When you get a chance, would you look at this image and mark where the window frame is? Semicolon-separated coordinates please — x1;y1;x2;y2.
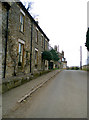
35;48;38;65
41;34;43;48
20;9;25;33
18;39;25;67
20;13;24;32
35;28;38;44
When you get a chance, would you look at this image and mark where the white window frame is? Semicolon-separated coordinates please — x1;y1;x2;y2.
20;9;25;32
36;29;38;43
41;34;43;47
35;48;38;65
18;39;25;66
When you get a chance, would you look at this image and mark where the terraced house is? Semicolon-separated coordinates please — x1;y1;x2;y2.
1;1;49;78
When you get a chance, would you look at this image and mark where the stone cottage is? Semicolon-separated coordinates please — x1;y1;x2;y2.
58;51;67;69
1;1;49;78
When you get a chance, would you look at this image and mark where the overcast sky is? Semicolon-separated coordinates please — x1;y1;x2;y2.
21;0;88;67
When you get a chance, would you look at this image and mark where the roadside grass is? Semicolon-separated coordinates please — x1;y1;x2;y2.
53;68;59;70
82;68;89;71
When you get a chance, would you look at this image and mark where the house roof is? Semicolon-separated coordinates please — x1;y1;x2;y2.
17;2;49;42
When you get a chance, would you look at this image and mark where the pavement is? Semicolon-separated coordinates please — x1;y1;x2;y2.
2;69;60;117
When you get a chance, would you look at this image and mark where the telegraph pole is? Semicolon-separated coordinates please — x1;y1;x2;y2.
80;46;82;69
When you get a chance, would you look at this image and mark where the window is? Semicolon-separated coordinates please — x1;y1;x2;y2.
44;39;45;50
45;40;47;49
36;29;38;43
18;43;24;66
35;49;38;65
45;40;48;50
20;14;24;32
41;35;43;47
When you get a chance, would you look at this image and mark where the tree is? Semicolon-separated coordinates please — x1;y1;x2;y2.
23;1;39;19
85;28;89;51
42;51;52;70
23;1;33;11
50;49;59;61
27;2;33;11
42;51;52;61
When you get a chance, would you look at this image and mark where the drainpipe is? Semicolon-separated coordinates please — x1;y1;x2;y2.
30;23;33;73
3;3;10;78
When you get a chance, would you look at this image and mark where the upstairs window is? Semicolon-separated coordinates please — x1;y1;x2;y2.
36;29;38;43
45;40;48;50
41;35;43;47
20;14;24;32
20;9;25;33
45;40;47;50
20;13;24;32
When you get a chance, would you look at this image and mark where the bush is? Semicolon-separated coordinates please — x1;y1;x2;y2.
69;66;79;70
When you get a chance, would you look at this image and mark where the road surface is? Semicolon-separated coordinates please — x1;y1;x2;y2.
4;70;87;118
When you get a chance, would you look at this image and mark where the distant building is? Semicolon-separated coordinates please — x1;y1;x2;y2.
53;45;67;69
59;51;67;69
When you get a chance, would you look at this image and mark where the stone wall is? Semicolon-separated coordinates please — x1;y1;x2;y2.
7;2;31;76
2;3;7;78
2;2;49;78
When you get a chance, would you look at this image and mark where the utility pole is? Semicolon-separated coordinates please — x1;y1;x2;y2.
80;46;82;69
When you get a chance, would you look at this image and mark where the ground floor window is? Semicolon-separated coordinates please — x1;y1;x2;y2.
18;43;24;66
35;49;38;68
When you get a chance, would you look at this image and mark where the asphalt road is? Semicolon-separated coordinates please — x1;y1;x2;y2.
6;70;87;118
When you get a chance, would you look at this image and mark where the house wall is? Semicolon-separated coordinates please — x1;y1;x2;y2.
5;2;31;77
31;25;49;73
2;2;49;78
2;3;9;78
